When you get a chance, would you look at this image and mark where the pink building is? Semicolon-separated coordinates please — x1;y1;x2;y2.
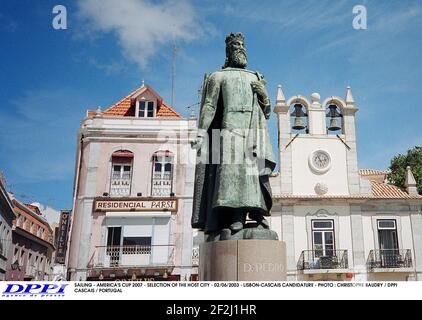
67;84;198;281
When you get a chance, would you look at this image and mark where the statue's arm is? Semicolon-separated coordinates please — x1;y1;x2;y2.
198;73;220;133
251;72;271;119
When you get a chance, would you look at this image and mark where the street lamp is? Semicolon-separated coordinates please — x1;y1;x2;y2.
11;260;20;271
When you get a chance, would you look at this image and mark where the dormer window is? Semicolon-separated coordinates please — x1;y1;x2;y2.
138;100;155;118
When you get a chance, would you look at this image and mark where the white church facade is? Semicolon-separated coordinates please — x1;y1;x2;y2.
268;86;422;281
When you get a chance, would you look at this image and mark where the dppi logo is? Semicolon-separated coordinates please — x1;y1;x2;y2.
3;284;68;297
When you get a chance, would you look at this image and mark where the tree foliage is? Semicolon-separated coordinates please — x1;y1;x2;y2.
388;146;422;195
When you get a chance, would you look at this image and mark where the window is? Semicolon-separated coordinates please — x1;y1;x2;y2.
106;227;122;267
123;237;152;254
106;227;122;247
5;230;10;255
123;237;151;246
19;250;25;266
377;219;399;251
22;217;27;230
30;221;35;234
151;151;173;196
110;150;133;196
312;219;335;258
13;247;19;262
138;101;154;118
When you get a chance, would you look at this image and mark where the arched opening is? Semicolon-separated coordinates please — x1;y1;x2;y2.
151;150;174;197
110;150;134;196
290;103;308;134
325;103;343;134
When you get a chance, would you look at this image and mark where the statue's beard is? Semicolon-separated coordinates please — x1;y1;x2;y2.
229;49;247;68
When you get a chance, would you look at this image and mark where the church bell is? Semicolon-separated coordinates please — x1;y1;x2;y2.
327;104;342;131
291;103;307;130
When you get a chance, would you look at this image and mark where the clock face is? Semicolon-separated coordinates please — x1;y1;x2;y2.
309;150;331;174
313;152;330;169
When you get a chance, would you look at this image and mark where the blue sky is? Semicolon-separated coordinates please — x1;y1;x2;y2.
0;0;421;211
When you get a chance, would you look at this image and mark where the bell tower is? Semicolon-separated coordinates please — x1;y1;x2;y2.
274;86;363;196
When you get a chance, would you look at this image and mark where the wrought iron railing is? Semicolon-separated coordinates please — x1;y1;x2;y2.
367;249;412;270
110;179;131;196
297;250;348;270
192;247;199;266
91;245;175;268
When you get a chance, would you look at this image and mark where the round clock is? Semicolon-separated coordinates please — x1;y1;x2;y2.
309;150;331;174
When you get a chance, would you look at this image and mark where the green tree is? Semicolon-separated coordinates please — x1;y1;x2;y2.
388;146;422;195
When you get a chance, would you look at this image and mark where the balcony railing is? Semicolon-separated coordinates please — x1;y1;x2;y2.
192;247;199;266
90;245;175;268
367;249;412;270
110;179;131;196
297;250;348;271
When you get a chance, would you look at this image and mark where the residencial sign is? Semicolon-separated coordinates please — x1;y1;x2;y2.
94;198;178;212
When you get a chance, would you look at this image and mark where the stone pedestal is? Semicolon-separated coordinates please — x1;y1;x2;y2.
199;240;287;281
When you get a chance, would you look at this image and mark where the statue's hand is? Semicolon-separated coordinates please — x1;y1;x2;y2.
191;136;204;150
251;80;271;119
251;80;269;102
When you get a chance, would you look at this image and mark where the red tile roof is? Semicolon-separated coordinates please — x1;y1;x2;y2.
370;180;419;199
88;85;182;119
359;169;389;176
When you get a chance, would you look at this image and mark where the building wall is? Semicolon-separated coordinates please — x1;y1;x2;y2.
7;232;51;281
270;200;420;281
13;205;53;243
68;114;196;280
0;212;13;280
291;136;349;195
0;181;16;280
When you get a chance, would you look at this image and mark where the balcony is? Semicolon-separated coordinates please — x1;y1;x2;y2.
90;244;175;269
297;250;349;274
25;265;36;277
367;249;413;272
109;179;131;196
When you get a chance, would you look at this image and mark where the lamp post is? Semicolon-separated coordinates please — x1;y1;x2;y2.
11;260;20;271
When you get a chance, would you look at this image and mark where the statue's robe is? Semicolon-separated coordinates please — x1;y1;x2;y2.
191;67;276;234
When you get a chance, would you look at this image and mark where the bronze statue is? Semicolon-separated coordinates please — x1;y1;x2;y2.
191;32;276;241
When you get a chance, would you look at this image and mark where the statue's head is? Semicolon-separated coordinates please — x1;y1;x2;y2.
224;32;247;69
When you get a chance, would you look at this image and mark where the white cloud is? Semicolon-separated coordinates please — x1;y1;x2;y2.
77;0;204;68
31;202;61;226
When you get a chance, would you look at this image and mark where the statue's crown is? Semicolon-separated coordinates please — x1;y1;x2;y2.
225;32;244;46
